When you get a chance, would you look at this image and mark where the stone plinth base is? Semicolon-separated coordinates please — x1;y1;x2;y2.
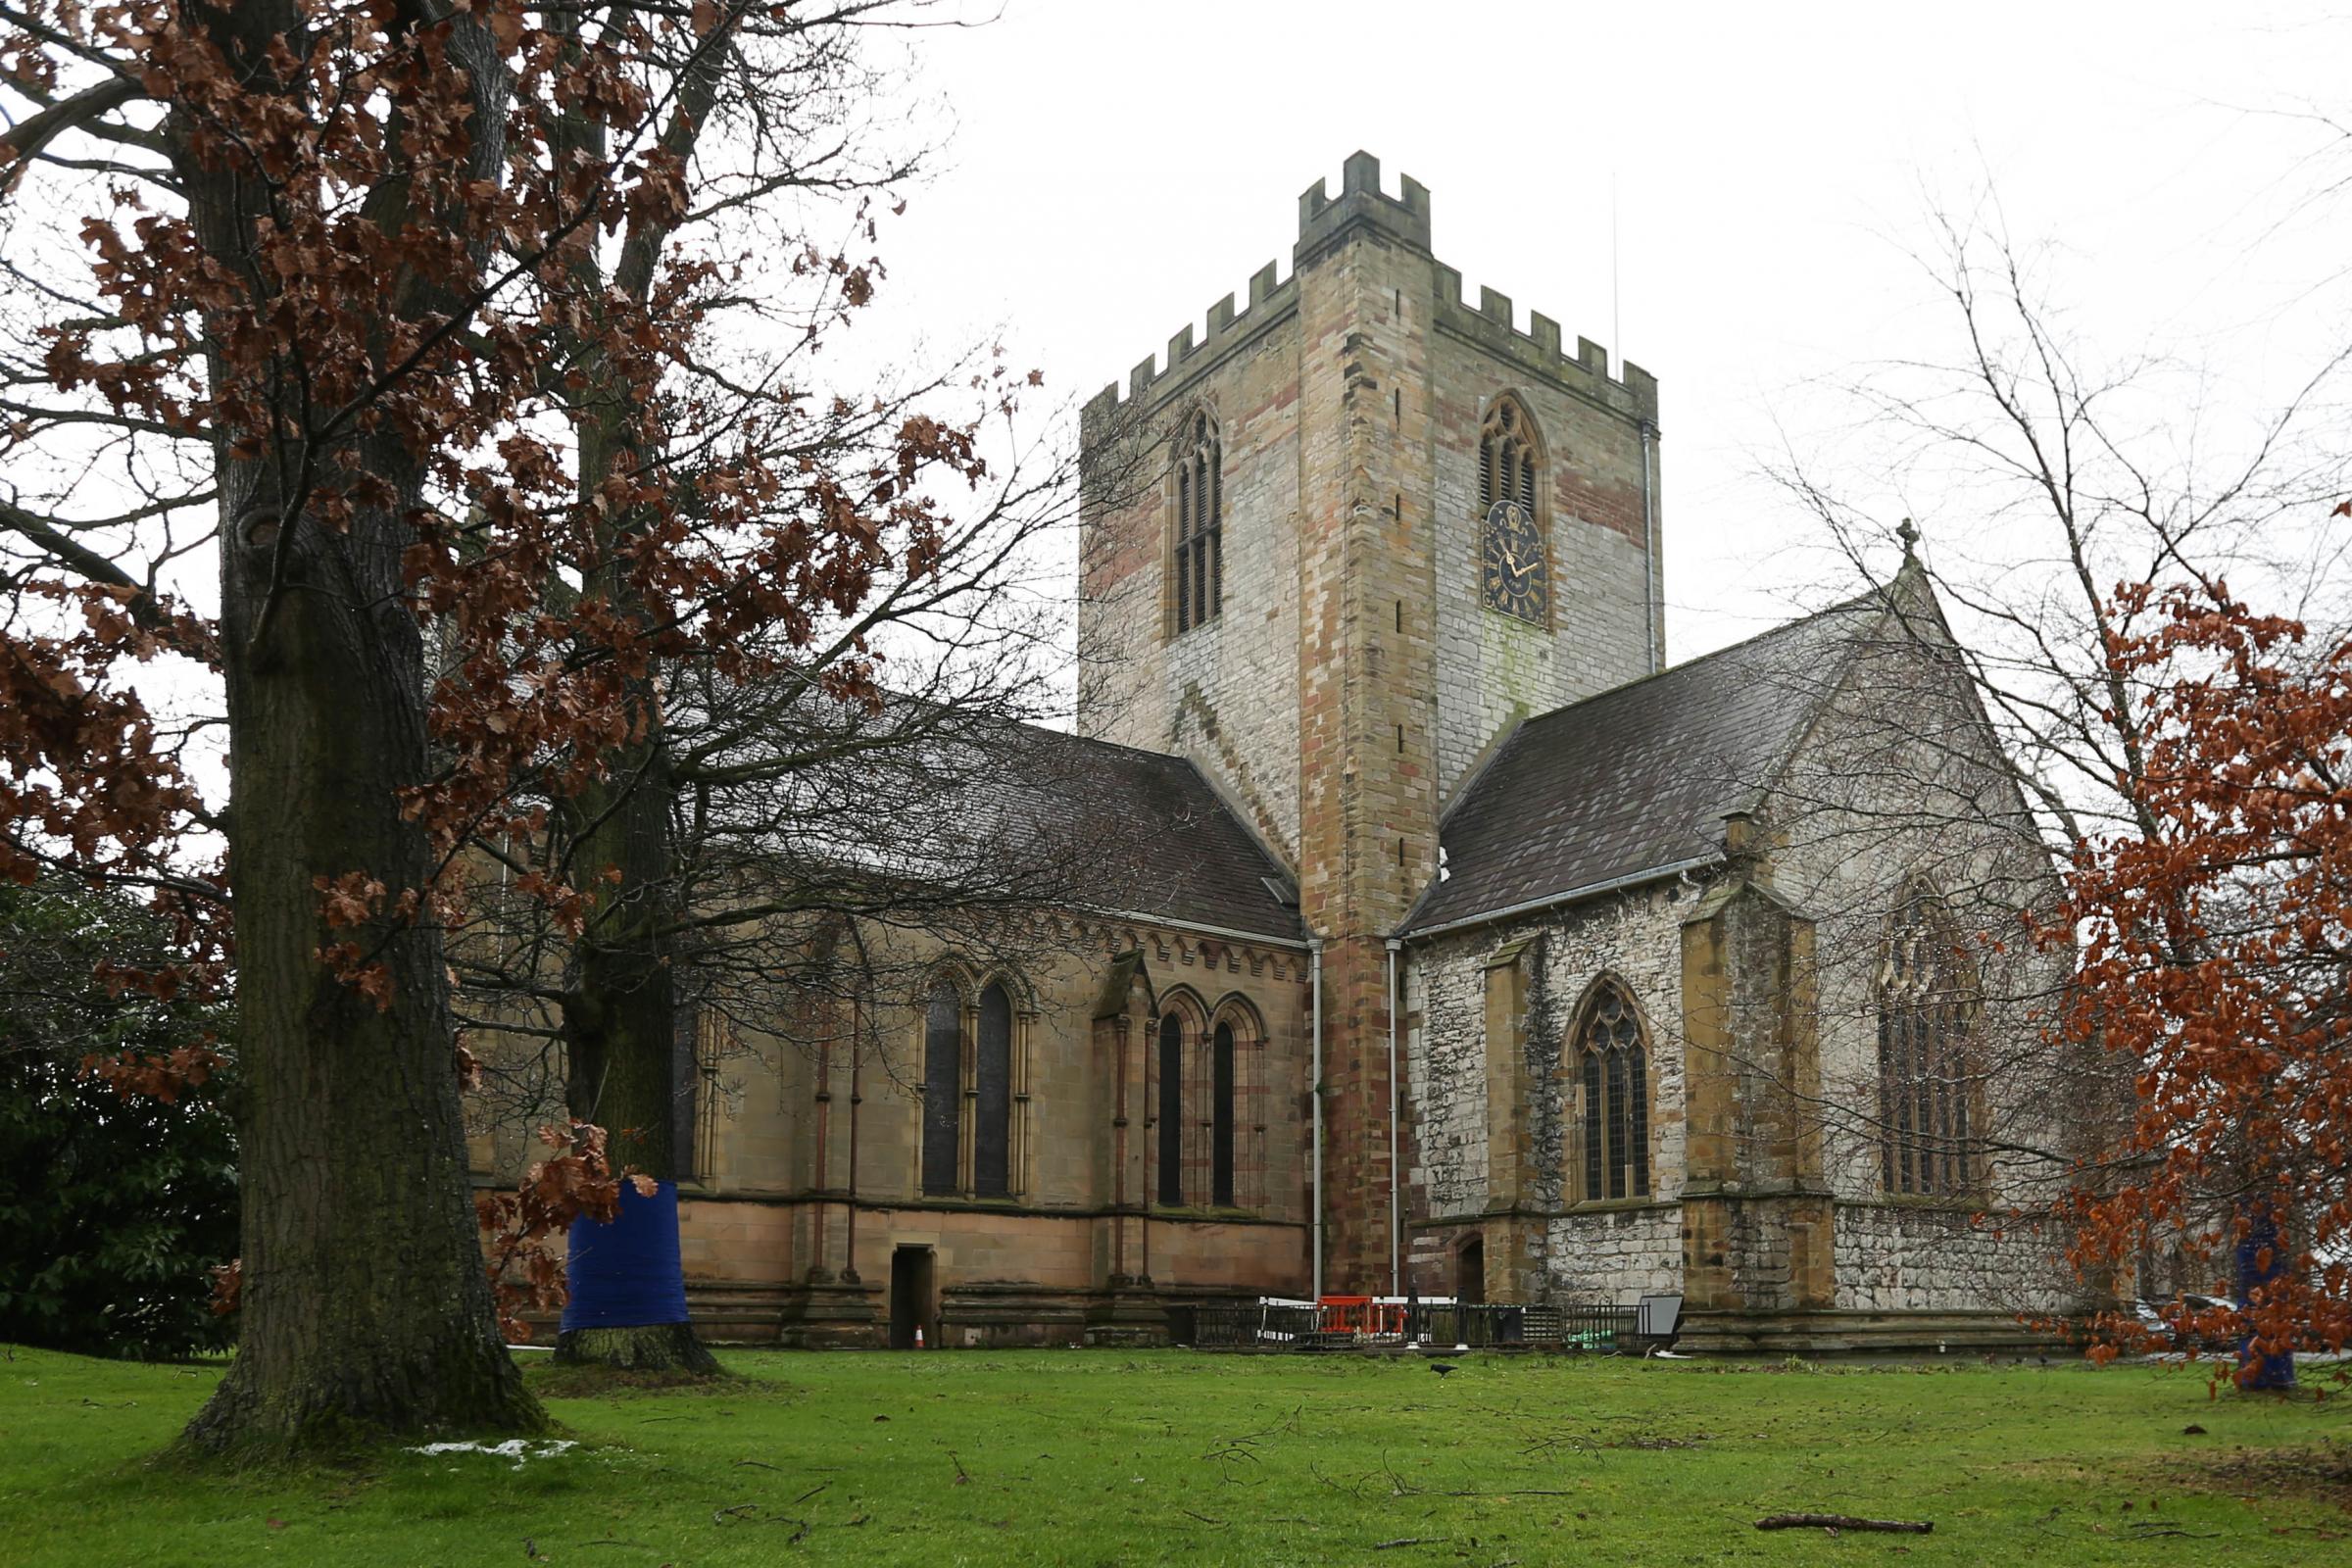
1676;1307;2060;1356
775;1278;884;1348
1086;1290;1175;1348
938;1282;1093;1349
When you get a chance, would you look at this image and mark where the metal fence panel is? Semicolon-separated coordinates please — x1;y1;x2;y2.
1186;1298;1641;1352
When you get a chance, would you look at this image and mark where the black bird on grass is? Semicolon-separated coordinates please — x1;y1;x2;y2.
1429;1362;1459;1377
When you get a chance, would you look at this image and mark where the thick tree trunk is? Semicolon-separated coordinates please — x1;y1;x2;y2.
554;1322;718;1373
545;159;722;1371
178;1;540;1455
555;747;720;1377
186;435;546;1456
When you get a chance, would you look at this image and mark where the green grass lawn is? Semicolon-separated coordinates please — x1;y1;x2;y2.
2;1344;2345;1566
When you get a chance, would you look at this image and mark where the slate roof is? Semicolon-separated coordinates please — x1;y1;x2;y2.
986;723;1303;943
1398;591;1892;936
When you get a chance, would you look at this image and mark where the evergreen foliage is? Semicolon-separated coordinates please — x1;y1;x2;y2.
0;882;235;1358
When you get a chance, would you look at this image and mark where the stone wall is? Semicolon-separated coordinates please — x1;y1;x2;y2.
1403;880;1693;1302
1427;300;1660;804
1834;1200;2073;1315
1542;1203;1684;1303
1076;266;1305;860
472;911;1315;1346
1759;576;2087;1317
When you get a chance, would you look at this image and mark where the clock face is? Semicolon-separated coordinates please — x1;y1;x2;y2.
1480;500;1548;622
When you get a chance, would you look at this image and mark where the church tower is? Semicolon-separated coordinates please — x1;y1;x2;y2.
1078;152;1663;1292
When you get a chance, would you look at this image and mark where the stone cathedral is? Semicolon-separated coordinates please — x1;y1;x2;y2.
553;153;2086;1352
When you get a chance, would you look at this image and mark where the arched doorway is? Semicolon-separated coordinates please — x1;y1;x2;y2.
889;1246;935;1349
1456;1235;1486;1305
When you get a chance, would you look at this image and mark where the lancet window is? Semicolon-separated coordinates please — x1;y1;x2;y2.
1173;410;1222;633
1878;885;1981;1198
1578;981;1650;1201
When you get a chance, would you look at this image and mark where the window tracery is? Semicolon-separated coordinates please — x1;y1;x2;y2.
1173;410;1222;633
1578;980;1649;1201
1479;395;1540;515
1478;396;1548;621
1878;885;1981;1198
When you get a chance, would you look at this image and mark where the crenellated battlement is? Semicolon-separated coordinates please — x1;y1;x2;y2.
1430;259;1659;424
1295;148;1432;264
1083;151;1659;438
1080;257;1298;437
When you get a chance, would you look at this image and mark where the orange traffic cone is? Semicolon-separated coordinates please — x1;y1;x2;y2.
914;1325;926;1350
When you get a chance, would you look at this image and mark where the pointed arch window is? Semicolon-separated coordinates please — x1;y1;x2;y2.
1210;1020;1237;1207
671;1002;722;1186
1479;396;1540;514
1878;886;1980;1198
974;982;1013;1198
1157;1000;1251;1210
1156;1011;1185;1205
920;980;960;1197
1478;396;1549;621
1173;410;1222;634
1578;982;1649;1201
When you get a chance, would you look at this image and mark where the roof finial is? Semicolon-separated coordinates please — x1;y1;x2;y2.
1896;516;1921;559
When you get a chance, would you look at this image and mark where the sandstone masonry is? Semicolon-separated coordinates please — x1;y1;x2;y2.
1079;153;1662;1293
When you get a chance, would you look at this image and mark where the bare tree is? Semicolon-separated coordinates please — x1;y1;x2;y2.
1754;198;2352;1325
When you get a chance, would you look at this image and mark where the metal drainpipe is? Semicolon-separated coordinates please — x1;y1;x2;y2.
1308;935;1324;1302
1386;936;1401;1297
1640;419;1660;673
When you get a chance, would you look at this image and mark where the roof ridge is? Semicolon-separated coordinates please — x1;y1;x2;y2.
1399;581;1903;939
1001;715;1203;768
1512;581;1893;733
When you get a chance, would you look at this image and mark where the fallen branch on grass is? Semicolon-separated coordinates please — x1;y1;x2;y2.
1755;1513;1933;1534
1372;1538;1448;1550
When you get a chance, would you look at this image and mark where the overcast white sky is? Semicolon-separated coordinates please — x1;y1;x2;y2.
856;0;2352;659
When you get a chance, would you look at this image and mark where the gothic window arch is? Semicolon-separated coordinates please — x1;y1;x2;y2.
1156;1010;1185;1212
1211;1019;1237;1207
1478;394;1542;514
1156;1010;1187;1204
1152;989;1207;1206
1206;994;1267;1211
672;1000;723;1186
1478;395;1549;622
916;964;1029;1200
974;980;1013;1198
1172;408;1222;634
1878;883;1981;1198
1574;978;1650;1201
919;974;963;1197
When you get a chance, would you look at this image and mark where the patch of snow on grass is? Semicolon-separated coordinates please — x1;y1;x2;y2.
407;1439;578;1471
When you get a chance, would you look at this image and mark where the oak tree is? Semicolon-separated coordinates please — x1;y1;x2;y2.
2053;577;2351;1376
1768;204;2352;1354
0;0;1005;1446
